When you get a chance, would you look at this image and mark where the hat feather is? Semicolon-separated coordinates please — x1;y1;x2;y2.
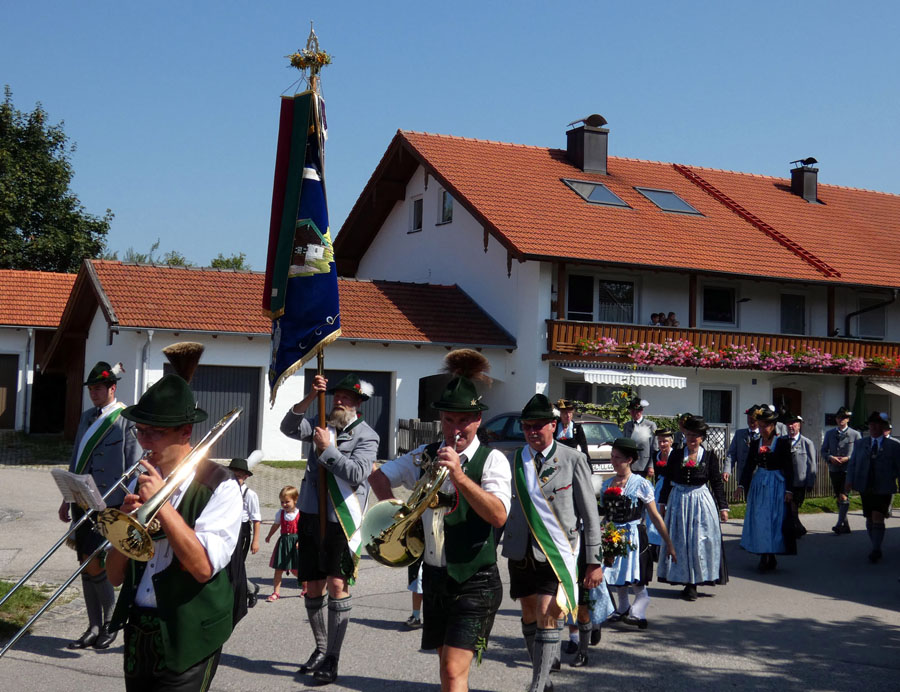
162;342;204;383
246;450;264;469
358;379;374;399
442;349;490;383
111;362;125;376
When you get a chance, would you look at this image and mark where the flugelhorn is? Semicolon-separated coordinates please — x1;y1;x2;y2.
97;407;243;561
361;434;458;568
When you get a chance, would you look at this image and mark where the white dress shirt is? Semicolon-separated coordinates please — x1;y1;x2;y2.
379;437;511;568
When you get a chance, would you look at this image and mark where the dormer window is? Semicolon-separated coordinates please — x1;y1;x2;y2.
563;179;629;208
635;187;701;214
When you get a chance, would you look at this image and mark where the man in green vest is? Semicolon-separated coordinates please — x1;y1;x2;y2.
370;349;511;692
105;373;243;691
57;361;141;650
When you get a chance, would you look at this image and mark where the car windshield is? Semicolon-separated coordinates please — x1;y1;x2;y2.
582;422;619;445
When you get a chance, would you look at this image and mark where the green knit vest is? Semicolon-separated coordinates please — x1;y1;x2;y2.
423;442;497;583
109;460;235;674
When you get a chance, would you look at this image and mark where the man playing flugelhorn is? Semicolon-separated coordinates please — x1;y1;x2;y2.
106;343;243;692
370;350;511;692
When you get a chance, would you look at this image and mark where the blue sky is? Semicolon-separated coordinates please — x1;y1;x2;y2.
3;2;898;270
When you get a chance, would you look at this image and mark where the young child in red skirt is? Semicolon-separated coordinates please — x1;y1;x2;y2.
264;485;303;601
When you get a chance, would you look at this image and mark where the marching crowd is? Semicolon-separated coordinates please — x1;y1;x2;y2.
54;348;900;692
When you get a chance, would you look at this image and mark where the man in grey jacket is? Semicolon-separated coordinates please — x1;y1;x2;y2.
821;406;860;534
622;397;656;477
280;373;380;684
846;412;900;563
724;406;761;482
785;414;817;537
57;361;141;650
503;394;603;692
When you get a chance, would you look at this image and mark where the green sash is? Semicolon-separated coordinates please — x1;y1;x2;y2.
325;416;365;581
74;403;126;474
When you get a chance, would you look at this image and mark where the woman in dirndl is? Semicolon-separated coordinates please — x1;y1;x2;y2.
645;428;675;556
657;415;730;601
600;438;675;629
734;406;796;572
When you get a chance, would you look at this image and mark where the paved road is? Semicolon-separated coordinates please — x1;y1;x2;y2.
1;466;899;691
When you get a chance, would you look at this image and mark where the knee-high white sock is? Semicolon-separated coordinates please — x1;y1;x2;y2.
615;585;631;614
630;585;650;619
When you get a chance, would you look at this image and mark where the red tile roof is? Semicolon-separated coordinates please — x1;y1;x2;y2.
337;131;900;288
0;270;76;327
84;261;512;346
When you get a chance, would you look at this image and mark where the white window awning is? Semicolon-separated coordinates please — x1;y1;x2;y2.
872;380;900;397
560;367;687;389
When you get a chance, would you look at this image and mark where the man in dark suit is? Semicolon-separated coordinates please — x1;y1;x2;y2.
57;361;141;650
554;398;588;456
503;394;603;692
724;406;761;482
281;373;380;684
846;412;900;563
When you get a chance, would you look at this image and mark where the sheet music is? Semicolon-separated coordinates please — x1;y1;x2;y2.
51;469;107;511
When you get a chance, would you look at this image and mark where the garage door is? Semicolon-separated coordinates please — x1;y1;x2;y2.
304;368;391;459
164;363;261;459
0;354;18;429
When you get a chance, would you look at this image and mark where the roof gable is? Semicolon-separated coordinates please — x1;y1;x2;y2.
336;130;900;288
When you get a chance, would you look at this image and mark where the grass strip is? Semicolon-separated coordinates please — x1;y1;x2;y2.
0;580;50;639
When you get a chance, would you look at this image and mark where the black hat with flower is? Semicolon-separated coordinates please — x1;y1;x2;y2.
682;415;709;436
753;405;779;423
84;361;123;386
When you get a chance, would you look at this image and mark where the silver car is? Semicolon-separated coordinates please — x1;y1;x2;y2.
480;412;619;483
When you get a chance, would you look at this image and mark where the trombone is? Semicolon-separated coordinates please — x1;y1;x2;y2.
0;407;242;658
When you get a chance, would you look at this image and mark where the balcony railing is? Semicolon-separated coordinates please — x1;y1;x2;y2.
546;320;900;372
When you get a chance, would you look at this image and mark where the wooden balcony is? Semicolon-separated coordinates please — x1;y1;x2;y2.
546;320;900;373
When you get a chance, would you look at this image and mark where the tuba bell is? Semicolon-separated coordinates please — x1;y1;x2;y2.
361;435;457;567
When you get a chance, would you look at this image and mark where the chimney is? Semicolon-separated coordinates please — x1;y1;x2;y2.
790;157;818;203
566;114;609;175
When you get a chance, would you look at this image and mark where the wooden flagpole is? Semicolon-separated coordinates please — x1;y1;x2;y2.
317;350;327;540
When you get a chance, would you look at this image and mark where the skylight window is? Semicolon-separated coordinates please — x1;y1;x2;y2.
635;187;701;214
563;179;629;208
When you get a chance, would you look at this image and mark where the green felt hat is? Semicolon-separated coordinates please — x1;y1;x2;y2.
228;458;253;476
520;394;558;421
84;361;121;386
432;376;488;412
328;373;372;401
122;374;208;427
612;437;641;458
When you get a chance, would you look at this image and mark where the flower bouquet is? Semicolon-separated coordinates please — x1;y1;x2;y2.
600;521;635;567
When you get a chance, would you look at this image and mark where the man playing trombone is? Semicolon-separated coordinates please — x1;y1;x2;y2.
105;365;243;692
369;350;511;692
57;361;141;650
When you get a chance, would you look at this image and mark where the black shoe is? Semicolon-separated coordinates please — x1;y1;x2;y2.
681;585;698;601
298;649;326;675
590;628;601;646
571;652;589;667
839;522;851;535
67;629;97;649
869;549;883;564
93;623;117;649
622;614;649;629
757;555;770;573
607;611;625;623
313;655;338;684
247;583;259;608
404;615;423;629
543;682;554;692
562;640;578;655
550;657;560;673
768;555;778;571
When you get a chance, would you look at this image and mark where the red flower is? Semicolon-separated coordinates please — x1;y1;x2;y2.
656;460;667;468
759;445;770;454
684;460;697;468
604;486;623;497
101;370;110;378
353;383;361;390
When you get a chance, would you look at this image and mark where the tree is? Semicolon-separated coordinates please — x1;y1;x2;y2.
210;252;250;270
0;86;111;272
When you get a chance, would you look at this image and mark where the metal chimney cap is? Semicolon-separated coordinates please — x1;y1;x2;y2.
790;157;818;168
567;114;608;129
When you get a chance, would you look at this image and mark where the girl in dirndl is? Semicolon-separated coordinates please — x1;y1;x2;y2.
264;485;301;601
600;438;675;628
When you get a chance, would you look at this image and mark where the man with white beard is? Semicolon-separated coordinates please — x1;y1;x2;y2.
280;373;380;685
